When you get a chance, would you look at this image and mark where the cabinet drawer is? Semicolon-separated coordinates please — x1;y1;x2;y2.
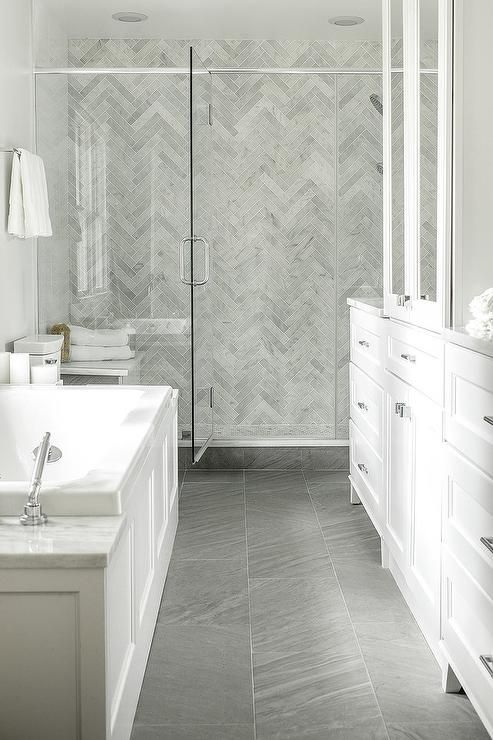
349;362;384;457
445;344;493;478
350;420;383;530
386;321;444;403
350;308;385;382
442;547;493;732
444;444;493;591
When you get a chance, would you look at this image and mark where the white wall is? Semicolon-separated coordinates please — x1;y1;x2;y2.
0;0;36;350
456;0;493;325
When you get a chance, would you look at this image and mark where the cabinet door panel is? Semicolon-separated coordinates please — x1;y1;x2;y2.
408;388;442;641
385;372;411;570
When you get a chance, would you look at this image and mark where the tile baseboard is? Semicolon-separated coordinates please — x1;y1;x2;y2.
179;446;349;471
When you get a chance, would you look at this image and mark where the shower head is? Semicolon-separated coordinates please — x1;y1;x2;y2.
376;162;384;175
370;93;383;116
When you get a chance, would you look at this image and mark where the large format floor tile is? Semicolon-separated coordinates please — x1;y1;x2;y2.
158;559;249;628
386;722;490;740
253;638;381;729
249;576;348;653
247;527;334;578
256;717;389;740
135;625;254;726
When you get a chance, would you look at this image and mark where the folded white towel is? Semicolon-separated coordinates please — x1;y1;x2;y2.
70;345;135;362
465;318;493;341
469;287;493;320
69;325;129;347
8;149;52;238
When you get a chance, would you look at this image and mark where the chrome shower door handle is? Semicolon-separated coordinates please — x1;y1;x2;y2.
179;236;210;286
192;236;210;286
179;237;193;285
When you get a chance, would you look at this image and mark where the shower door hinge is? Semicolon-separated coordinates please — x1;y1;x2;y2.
209;387;214;408
397;294;412;308
208;103;213;126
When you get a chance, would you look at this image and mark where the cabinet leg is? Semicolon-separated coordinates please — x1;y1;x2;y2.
442;663;462;694
381;539;390;569
350;483;361;505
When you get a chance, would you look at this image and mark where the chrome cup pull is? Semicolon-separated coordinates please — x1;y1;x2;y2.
357;401;369;412
357;463;369;475
480;537;493;556
484;416;493;427
358;340;370;348
400;353;416;363
480;655;493;679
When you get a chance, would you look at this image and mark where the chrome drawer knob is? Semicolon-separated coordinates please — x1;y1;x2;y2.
357;401;369;412
357;463;369;475
400;353;416;363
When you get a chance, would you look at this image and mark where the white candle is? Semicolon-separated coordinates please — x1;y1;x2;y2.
31;364;58;385
9;353;30;385
0;352;10;383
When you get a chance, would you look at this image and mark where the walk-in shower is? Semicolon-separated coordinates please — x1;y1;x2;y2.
35;41;384;458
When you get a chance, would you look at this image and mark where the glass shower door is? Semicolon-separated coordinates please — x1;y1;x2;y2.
184;48;214;462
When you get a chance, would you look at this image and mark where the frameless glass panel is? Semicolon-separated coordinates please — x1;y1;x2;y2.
391;0;405;296
189;48;214;462
36;71;193;438
419;0;439;302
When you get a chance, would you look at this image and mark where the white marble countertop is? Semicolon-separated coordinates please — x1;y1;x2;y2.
347;296;387;318
0;515;126;569
443;327;493;359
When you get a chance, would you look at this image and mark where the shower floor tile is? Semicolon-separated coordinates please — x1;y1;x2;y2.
132;470;487;740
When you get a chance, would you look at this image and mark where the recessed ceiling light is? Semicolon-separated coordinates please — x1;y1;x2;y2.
328;15;365;26
112;11;148;23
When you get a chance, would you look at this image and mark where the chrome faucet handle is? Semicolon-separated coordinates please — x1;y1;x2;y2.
20;432;51;526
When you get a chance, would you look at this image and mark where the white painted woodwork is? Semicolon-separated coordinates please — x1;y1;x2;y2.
0;390;179;740
349;307;385;383
349;362;384;457
386;319;444;404
349;420;384;535
445;343;493;478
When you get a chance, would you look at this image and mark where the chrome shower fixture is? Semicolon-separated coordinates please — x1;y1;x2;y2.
370;93;383;116
376;162;384;175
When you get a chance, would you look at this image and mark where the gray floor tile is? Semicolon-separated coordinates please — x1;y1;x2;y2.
386;722;490;740
322;513;381;563
302;447;349;470
181;469;244;495
333;560;414;623
132;724;255;739
250;577;348;653
246;490;321;540
135;625;254;726
244;447;302;469
247;528;334;579
173;506;246;561
158;559;249;627
355;622;482;725
245;469;307;493
304;470;350;497
253;639;381;728
256;717;389;740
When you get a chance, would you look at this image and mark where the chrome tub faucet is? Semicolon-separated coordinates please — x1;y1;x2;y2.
20;432;51;526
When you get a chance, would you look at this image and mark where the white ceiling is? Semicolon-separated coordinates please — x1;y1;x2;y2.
35;0;384;40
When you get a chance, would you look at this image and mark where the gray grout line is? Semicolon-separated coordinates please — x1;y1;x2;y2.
243;468;258;740
301;469;392;740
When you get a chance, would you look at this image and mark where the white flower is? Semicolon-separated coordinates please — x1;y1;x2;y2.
469;287;493;319
466;318;493;341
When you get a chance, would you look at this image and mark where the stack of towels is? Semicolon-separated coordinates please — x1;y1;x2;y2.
69;325;135;362
466;288;493;341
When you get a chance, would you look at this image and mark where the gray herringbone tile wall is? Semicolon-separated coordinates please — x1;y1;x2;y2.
37;40;385;440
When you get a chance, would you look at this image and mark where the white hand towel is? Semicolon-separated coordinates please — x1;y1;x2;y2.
69;345;135;362
469;287;493;320
8;149;52;238
69;325;129;347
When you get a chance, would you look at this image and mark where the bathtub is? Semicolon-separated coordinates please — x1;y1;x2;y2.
0;384;175;515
